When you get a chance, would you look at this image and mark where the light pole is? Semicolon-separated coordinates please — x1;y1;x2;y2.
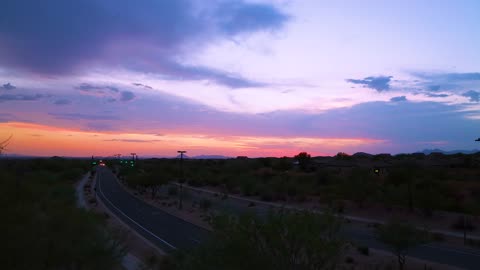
466;138;480;244
177;150;187;210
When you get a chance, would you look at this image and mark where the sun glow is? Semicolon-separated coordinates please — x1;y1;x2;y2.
0;121;387;157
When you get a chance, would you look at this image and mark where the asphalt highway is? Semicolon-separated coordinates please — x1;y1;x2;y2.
95;167;209;252
96;168;480;269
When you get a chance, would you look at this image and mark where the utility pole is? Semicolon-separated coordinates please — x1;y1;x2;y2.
177;150;187;210
130;153;137;167
466;137;480;244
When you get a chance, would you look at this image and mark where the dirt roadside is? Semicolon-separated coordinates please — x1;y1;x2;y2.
76;171;166;270
114;173;463;269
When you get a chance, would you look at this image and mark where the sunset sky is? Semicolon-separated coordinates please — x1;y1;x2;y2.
1;0;479;157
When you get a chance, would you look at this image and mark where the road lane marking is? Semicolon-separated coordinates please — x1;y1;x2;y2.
97;173;177;250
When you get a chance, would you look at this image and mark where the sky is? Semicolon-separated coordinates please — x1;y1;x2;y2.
1;0;479;157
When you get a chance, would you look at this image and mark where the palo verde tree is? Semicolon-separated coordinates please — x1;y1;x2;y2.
294;152;312;171
174;209;346;270
388;162;419;212
376;218;429;270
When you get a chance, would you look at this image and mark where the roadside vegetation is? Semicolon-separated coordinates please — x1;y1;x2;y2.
166;210;347;270
0;157;126;270
115;152;480;217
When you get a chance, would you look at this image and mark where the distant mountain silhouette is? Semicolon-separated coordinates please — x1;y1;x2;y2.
191;155;231;159
352;152;373;157
418;149;480;155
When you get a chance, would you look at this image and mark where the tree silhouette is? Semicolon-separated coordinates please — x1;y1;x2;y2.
174;210;345;270
376;219;429;270
294;152;311;171
0;135;12;155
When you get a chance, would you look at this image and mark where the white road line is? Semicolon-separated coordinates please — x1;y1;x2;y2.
98;172;177;250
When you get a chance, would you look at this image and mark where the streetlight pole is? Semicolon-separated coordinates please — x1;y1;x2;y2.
466;138;480;244
177;150;187;210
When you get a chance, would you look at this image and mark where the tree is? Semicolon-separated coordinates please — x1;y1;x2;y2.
343;168;376;208
294;152;312;171
0;135;12;155
128;171;169;199
174;210;346;270
376;219;429;270
335;152;351;161
388;166;418;212
0;159;126;270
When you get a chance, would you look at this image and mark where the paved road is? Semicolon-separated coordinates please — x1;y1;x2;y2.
178;183;480;269
95;167;209;252
97;168;480;269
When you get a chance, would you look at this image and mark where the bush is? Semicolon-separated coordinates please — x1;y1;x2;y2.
431;232;445;242
357;246;369;256
200;199;212;211
466;238;480;247
188;178;204;187
334;200;345;213
260;190;274;202
345;256;355;264
451;216;476;231
168;186;178;196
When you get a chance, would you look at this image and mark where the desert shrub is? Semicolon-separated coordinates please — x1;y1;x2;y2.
187;178;204;187
466;238;480;247
168;186;178;196
451;216;476;231
200;199;212;211
241;180;255;196
357;246;369;256
431;232;445;242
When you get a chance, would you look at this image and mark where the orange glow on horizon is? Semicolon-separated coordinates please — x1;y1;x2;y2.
0;121;387;157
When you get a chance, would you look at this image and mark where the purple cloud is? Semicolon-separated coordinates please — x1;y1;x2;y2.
48;112;121;121
132;83;152;89
120;91;135;102
346;76;393;92
0;0;288;88
390;96;407;102
53;99;72;105
2;83;16;90
462;90;480;102
75;83;119;93
0;93;46;102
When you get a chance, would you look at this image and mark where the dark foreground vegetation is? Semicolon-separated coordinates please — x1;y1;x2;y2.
167;210;347;270
0;157;125;270
118;151;480;216
152;210;428;270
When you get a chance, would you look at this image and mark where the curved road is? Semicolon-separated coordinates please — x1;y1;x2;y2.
96;167;480;269
95;167;209;252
